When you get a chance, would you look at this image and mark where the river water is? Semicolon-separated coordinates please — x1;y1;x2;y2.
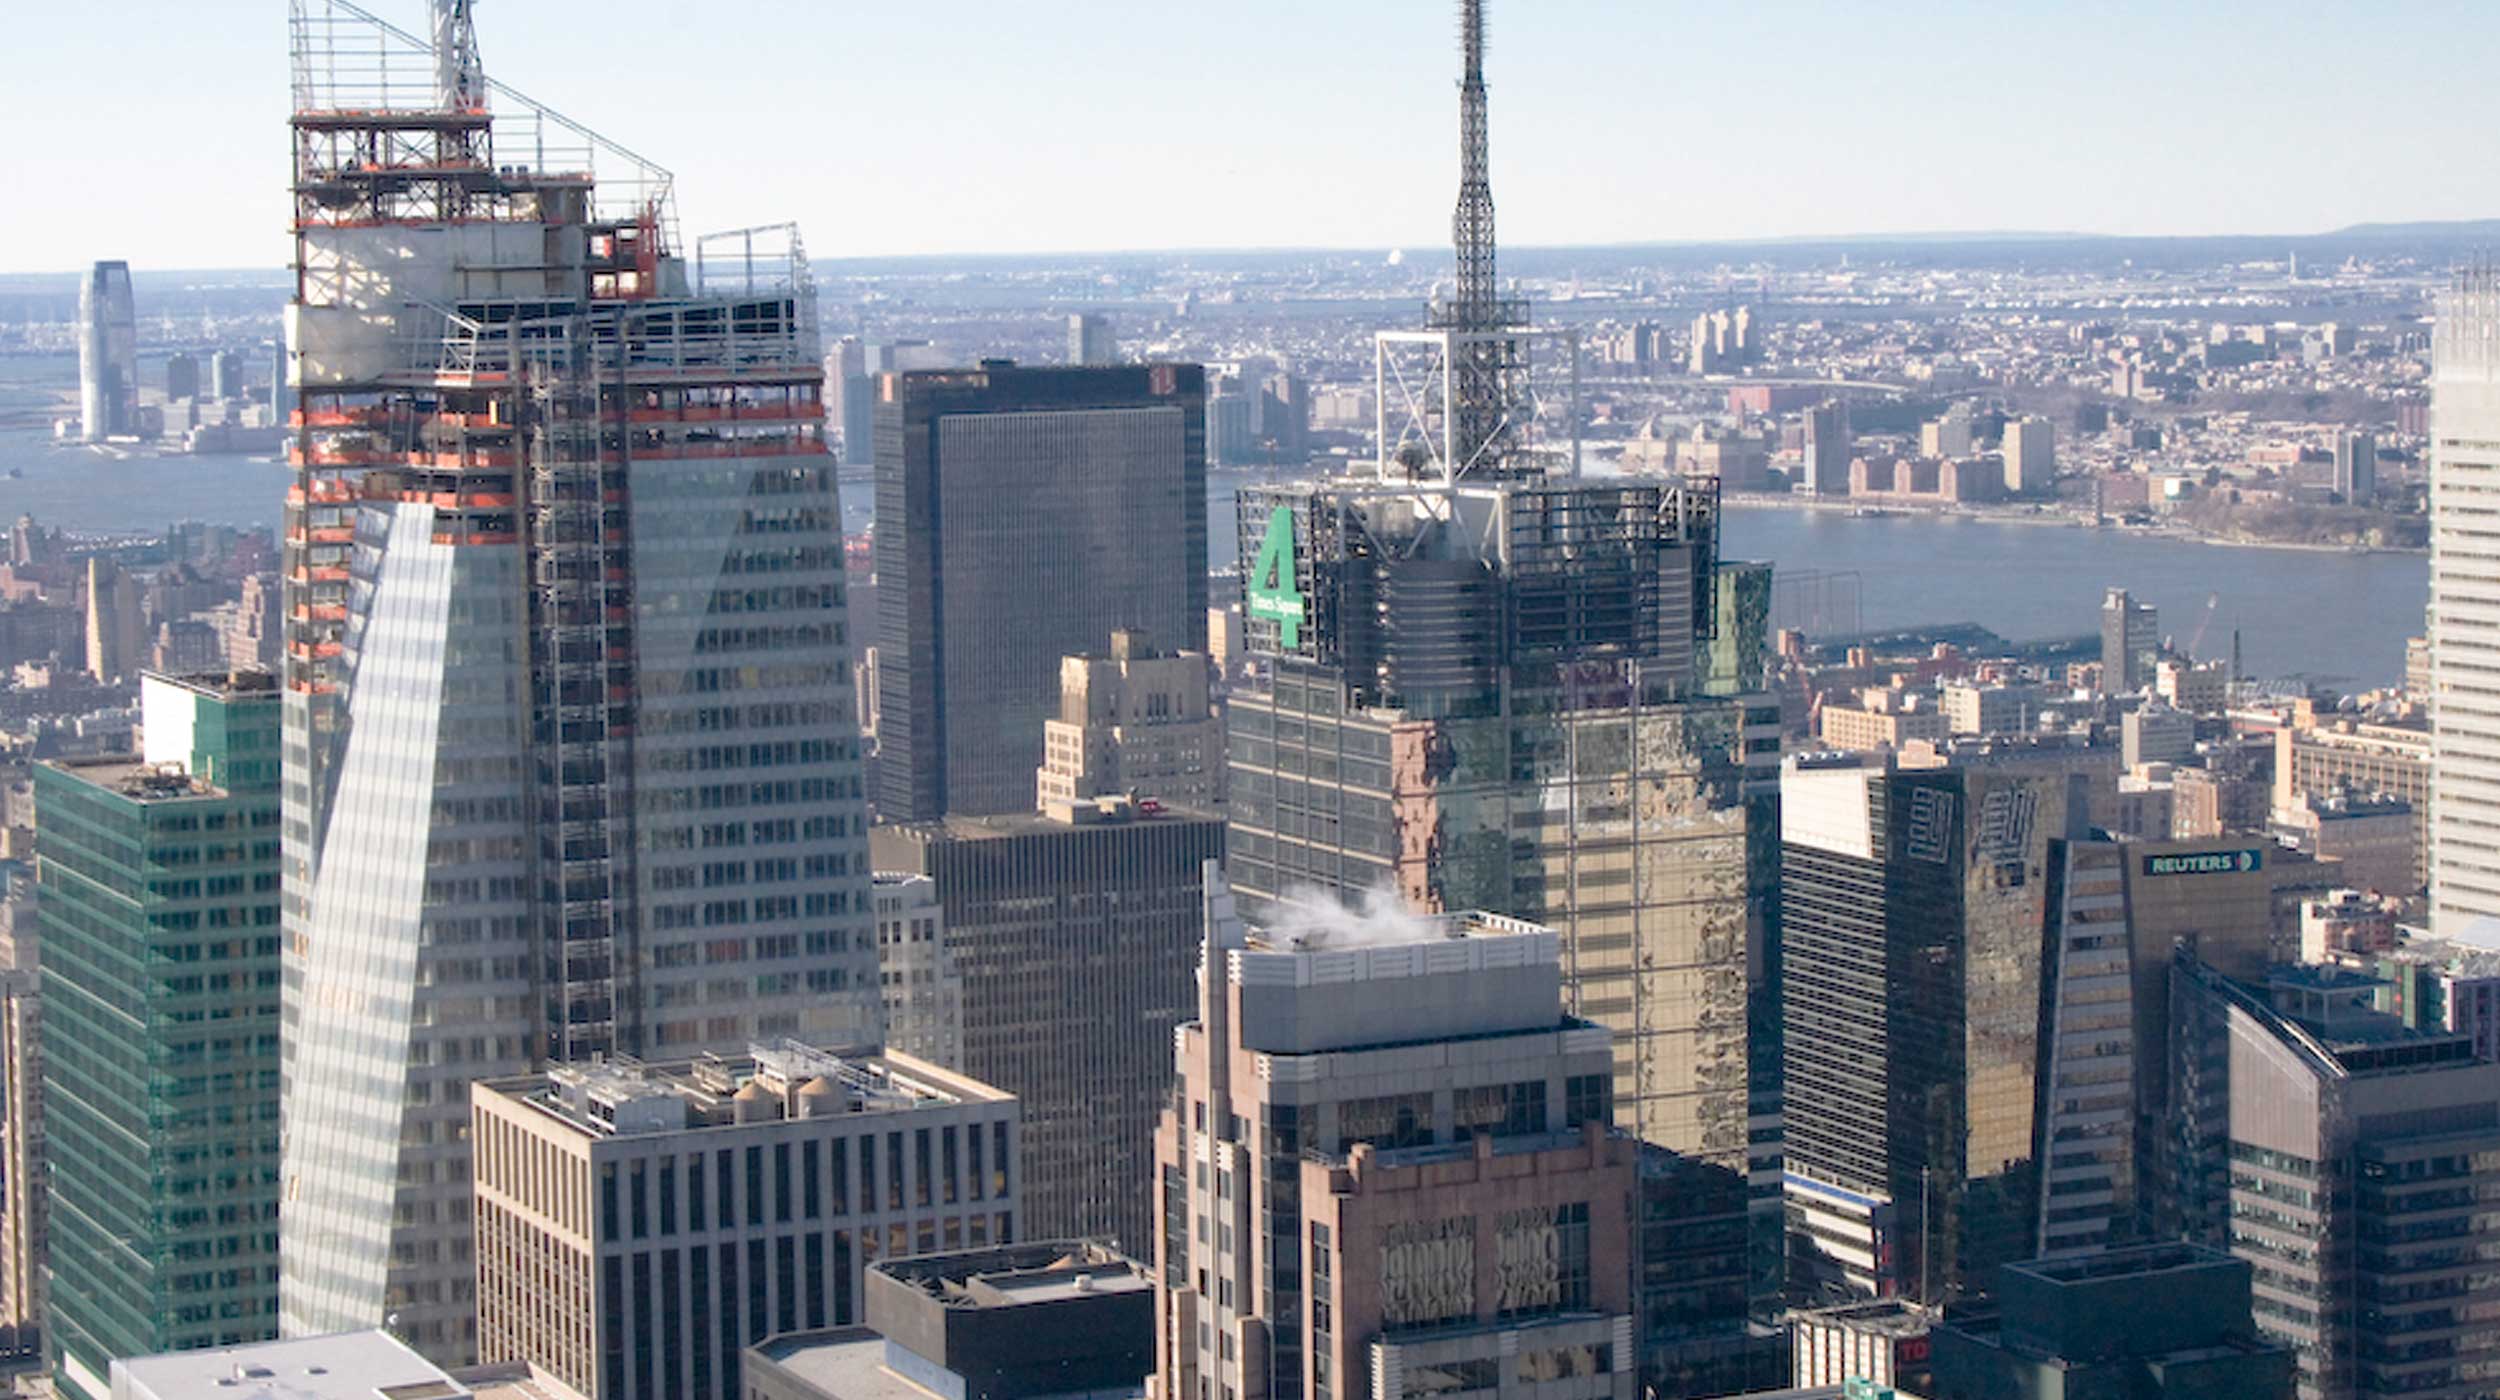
1198;470;2427;688
0;432;2425;690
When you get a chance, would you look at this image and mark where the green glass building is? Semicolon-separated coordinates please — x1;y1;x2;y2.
37;672;281;1399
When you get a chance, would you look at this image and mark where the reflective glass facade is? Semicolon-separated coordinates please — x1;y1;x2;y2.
279;13;874;1363
873;365;1208;821
1221;475;1787;1319
1779;765;2072;1304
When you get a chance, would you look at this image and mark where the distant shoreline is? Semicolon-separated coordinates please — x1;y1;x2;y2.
1712;490;2426;558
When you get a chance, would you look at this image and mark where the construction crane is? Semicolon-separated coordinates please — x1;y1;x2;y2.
2184;591;2220;658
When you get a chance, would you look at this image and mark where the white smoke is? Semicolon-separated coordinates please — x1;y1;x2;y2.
1264;881;1441;950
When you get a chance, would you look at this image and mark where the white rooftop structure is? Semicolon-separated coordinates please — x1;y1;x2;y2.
107;1330;566;1400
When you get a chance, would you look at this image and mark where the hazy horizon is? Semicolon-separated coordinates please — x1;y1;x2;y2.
7;0;2499;272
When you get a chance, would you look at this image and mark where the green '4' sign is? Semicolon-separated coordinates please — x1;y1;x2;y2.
1246;505;1305;649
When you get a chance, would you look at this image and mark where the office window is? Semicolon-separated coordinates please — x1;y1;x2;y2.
942;1127;959;1206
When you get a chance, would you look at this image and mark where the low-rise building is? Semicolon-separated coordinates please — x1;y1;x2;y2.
1938;683;2032;737
1789;1299;1936;1394
743;1240;1153;1400
471;1045;1019;1400
1926;1246;2290;1400
1035;629;1222;811
1820;695;1947;753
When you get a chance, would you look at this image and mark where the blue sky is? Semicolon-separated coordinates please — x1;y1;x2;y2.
4;0;2495;273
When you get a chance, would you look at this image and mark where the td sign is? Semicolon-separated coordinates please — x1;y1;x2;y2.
1246;505;1306;650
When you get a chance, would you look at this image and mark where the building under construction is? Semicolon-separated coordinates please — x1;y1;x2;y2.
280;0;875;1362
1219;0;1787;1358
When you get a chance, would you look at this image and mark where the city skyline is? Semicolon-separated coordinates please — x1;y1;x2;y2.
6;0;2500;273
0;0;2483;1396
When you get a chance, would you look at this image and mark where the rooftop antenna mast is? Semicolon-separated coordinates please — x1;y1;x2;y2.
1377;0;1571;485
1444;0;1510;471
1453;0;1496;325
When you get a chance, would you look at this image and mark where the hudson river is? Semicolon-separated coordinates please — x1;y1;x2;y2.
1199;472;2427;688
0;433;2428;690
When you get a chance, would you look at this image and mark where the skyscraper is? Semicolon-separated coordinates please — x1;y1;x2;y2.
1803;400;1851;496
1068;312;1115;366
2100;587;2160;693
280;0;874;1359
871;804;1225;1252
77;261;137;442
1034;628;1222;811
873;362;1207;821
2332;428;2377;504
2169;960;2500;1400
82;555;143;683
0;893;38;1371
2432;267;2500;940
1153;879;1638;1400
38;672;283;1399
2001;415;2054;494
1778;756;2076;1304
870;872;960;1068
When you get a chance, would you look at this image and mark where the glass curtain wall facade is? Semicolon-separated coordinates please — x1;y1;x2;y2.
1779;763;2074;1305
873;364;1208;822
1223;476;1788;1307
279;4;873;1361
37;674;283;1400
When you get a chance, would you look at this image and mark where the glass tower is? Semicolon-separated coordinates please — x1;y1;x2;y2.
38;672;284;1400
280;1;875;1360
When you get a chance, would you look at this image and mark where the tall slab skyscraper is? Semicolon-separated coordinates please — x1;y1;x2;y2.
279;0;874;1360
76;261;137;442
874;362;1207;820
2432;267;2500;941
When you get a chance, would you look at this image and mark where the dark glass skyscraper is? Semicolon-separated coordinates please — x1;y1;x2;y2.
873;363;1207;821
1779;758;2078;1305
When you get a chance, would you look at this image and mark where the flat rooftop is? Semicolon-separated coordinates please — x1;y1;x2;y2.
113;1331;467;1400
893;801;1223;841
45;755;226;802
489;1041;1007;1140
1788;1298;1936;1338
748;1328;915;1400
1241;905;1546;954
877;1239;1150;1310
2010;1241;2235;1286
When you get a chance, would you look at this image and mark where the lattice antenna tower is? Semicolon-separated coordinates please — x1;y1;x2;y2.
1376;0;1573;487
1453;0;1496;324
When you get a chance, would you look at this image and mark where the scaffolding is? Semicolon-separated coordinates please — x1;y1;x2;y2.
286;0;824;1068
289;0;676;241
